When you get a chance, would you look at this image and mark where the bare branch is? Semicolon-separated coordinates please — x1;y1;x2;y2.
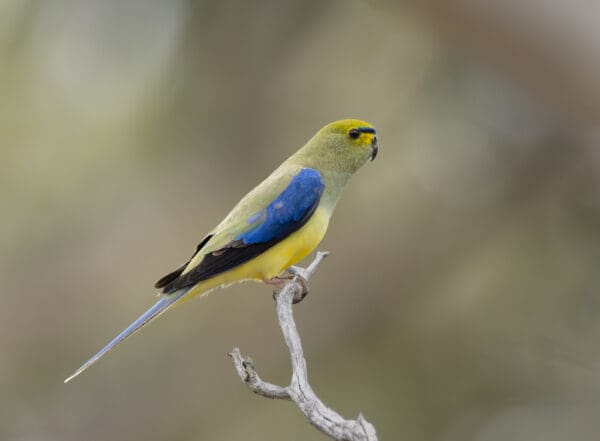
230;251;378;441
229;348;290;400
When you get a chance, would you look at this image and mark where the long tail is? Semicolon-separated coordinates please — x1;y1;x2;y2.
64;289;189;383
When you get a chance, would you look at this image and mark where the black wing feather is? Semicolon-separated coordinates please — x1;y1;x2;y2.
154;234;213;289
159;240;277;293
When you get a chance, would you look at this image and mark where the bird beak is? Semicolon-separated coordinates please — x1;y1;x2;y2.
370;137;378;161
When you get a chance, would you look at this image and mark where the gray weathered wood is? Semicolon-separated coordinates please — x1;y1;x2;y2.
229;251;378;441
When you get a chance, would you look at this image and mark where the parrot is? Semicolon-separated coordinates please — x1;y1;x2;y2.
64;119;378;383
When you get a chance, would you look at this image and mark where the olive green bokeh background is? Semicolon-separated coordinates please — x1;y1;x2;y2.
2;1;600;440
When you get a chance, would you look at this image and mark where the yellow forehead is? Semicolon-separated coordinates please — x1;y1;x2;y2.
319;119;376;147
325;119;375;134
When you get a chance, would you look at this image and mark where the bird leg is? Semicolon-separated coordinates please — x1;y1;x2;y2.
263;274;309;304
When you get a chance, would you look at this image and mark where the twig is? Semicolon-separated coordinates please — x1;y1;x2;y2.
229;251;378;441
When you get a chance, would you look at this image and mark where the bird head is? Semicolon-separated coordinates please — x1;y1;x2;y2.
292;119;378;174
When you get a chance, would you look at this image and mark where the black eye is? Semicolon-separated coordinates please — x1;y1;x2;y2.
348;128;360;139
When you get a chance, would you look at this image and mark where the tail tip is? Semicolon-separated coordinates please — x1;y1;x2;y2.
64;372;77;384
64;366;85;384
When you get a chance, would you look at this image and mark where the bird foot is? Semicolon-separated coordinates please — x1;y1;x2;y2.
264;274;309;304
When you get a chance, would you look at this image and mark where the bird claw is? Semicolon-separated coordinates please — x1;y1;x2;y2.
268;274;309;304
291;275;309;304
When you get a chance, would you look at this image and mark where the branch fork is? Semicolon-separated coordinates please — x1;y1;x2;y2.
229;251;378;441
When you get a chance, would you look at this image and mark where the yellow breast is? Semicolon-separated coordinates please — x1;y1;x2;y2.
250;207;330;279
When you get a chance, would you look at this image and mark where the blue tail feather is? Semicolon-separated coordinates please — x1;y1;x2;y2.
64;289;189;383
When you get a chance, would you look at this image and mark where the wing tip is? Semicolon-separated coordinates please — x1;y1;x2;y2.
155;268;185;290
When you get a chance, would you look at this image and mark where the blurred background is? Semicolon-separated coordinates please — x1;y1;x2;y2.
2;0;600;440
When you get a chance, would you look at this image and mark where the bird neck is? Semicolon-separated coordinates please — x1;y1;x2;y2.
318;169;352;214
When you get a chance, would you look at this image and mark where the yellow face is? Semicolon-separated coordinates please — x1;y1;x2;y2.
299;119;379;174
329;119;378;161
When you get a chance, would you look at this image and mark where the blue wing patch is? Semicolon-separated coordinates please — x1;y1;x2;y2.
157;168;324;293
238;168;324;244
